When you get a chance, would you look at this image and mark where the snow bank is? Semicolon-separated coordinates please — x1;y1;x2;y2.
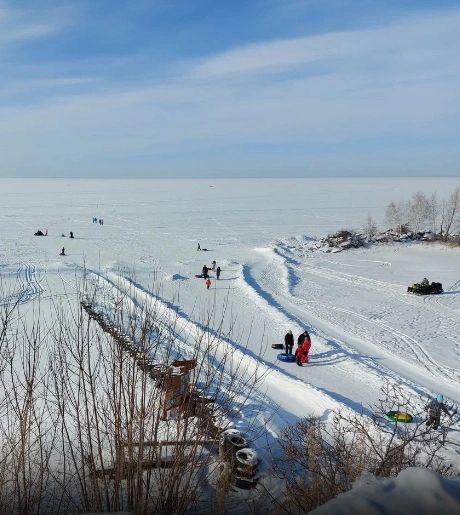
311;467;460;515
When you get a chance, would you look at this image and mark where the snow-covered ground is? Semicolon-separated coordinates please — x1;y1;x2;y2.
1;177;460;512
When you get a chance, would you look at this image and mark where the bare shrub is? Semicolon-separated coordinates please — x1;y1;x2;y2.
408;191;430;233
0;273;270;514
386;201;408;234
363;214;378;239
269;382;456;513
440;187;460;241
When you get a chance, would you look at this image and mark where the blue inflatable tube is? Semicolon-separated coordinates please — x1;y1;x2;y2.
277;353;296;363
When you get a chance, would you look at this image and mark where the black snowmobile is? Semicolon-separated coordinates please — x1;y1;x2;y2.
407;281;443;295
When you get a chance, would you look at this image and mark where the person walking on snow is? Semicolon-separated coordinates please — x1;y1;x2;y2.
284;330;294;354
426;394;452;430
197;242;201;251
60;247;65;256
205;277;211;290
216;266;221;280
202;265;208;278
211;260;216;271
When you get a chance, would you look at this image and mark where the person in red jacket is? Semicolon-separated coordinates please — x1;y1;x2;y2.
205;277;211;290
295;331;311;366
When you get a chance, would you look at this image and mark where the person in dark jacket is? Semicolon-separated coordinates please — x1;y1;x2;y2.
216;266;221;280
70;231;74;238
60;247;65;256
202;265;208;278
426;394;452;430
284;330;294;354
297;331;307;346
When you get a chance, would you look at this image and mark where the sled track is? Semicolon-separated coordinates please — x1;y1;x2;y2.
15;261;45;304
255;251;459;383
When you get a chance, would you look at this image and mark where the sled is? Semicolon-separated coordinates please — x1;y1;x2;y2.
271;343;284;349
195;274;205;278
386;411;413;423
407;282;443;295
277;353;296;363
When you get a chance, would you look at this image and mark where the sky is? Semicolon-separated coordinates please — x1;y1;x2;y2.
0;0;459;178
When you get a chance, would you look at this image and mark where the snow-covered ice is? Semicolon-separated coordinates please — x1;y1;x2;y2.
1;177;459;512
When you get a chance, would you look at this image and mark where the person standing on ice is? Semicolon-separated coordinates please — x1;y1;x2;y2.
197;242;201;251
202;265;208;278
211;260;216;271
297;331;306;346
60;247;65;256
284;330;294;354
295;331;311;366
216;266;221;280
426;394;452;430
205;277;211;290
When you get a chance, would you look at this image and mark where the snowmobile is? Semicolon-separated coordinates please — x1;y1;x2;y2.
407;282;443;295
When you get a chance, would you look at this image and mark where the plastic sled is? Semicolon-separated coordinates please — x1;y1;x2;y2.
386;411;413;423
271;343;284;349
277;353;296;363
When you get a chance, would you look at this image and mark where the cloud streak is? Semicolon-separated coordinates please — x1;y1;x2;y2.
0;3;459;177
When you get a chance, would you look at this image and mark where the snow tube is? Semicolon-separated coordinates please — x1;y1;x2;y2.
271;343;284;349
386;411;413;423
277;353;296;363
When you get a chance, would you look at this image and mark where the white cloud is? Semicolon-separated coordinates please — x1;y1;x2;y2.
0;6;459;175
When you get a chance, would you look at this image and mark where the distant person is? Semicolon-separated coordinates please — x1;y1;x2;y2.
101;219;104;225
205;277;211;290
60;247;65;256
202;265;208;278
70;231;74;239
99;219;102;225
426;394;452;431
284;330;294;354
216;266;221;280
45;229;48;236
211;260;216;271
197;242;201;251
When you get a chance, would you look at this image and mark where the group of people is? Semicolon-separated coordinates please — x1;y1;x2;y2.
285;329;312;366
92;217;104;225
200;260;221;289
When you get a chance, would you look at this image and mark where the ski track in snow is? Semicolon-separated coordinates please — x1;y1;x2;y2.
3;179;460;462
13;261;45;304
250;245;460;389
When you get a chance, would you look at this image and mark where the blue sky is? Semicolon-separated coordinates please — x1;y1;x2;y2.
1;0;459;178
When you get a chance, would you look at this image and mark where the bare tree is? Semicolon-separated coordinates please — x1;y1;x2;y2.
440;187;460;241
408;191;430;233
0;273;271;514
363;214;378;239
426;193;440;234
385;201;407;234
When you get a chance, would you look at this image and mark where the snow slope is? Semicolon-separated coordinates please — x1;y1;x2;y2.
1;177;460;509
